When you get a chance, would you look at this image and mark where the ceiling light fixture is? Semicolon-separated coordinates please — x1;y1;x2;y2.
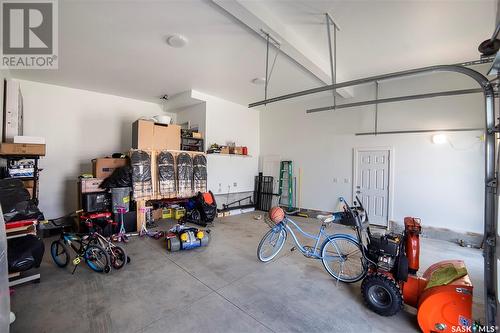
251;77;266;85
166;34;188;48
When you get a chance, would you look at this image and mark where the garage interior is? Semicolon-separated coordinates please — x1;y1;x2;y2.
0;1;499;332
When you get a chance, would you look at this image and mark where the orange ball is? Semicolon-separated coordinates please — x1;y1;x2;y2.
269;206;285;223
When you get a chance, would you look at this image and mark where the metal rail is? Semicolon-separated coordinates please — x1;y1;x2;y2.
374;82;379;134
248;64;497;326
249;64;492;108
355;128;483;136
306;88;483;113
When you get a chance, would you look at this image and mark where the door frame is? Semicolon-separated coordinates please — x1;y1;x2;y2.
352;146;395;227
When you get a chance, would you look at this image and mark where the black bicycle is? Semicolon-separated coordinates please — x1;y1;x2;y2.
49;211;111;274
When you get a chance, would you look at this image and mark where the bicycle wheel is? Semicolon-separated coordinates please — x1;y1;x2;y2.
50;240;69;268
257;227;287;262
321;235;367;283
110;245;127;270
84;244;110;273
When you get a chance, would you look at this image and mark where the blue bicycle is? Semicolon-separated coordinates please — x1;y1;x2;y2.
257;197;368;283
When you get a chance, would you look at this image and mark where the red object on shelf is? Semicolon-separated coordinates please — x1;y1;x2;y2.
5;219;37;230
242;147;248;155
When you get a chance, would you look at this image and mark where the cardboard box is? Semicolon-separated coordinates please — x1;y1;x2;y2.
132;120;154;149
132;120;180;150
192;132;202;139
14;136;45;144
234;147;243;155
80;178;105;193
22;180;34;188
152;208;162;221
3;80;23;142
92;158;127;179
0;143;45;156
220;147;230;154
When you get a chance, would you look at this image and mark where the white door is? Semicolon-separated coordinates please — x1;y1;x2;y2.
354;149;391;226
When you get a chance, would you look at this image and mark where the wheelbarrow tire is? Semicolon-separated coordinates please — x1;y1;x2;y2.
167;237;181;252
361;273;403;316
200;233;210;247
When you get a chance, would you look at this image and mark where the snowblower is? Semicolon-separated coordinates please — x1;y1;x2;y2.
361;217;473;333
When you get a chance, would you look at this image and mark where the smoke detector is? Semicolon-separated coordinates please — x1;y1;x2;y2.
166;34;188;48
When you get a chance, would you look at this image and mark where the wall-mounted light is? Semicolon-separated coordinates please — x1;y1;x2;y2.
432;134;447;144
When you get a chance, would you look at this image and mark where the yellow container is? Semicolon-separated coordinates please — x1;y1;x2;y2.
162;208;173;219
174;208;186;220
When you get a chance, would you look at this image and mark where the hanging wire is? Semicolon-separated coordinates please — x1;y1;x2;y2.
262;31;281;103
267;43;281;85
326;14;336;108
265;33;270;102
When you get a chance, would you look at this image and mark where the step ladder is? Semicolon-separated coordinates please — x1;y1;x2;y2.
278;161;294;211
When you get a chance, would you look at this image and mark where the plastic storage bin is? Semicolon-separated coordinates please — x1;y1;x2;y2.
162;208;173;219
174;208;186;220
111;187;131;213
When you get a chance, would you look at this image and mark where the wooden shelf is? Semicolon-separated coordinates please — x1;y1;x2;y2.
207;153;252;157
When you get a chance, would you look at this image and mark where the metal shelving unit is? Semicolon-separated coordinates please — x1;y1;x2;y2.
0;154;41;205
181;137;204;152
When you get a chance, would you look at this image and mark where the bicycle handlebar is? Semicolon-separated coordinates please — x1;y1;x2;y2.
49;210;84;226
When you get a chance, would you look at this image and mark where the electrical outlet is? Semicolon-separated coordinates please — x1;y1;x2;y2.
233;182;237;187
344;178;350;184
333;178;338;183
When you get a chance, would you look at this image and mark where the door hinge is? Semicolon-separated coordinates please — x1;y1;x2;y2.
486;179;497;193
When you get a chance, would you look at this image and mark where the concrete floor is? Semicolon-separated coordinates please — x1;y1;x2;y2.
10;213;484;333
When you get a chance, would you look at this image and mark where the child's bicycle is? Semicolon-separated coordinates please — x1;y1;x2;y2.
80;212;130;270
50;212;111;274
257;197;369;283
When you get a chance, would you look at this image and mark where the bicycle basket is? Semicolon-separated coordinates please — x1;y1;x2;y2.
333;211;357;227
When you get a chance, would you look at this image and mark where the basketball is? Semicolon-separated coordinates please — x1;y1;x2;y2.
269;206;285;223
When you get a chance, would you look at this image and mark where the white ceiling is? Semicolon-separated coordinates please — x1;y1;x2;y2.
9;0;497;106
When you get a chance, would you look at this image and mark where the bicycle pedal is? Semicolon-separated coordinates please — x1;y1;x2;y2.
290;247;296;252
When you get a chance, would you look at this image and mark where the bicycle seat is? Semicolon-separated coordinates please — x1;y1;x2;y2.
316;214;334;224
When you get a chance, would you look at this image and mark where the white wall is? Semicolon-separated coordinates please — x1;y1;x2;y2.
19;80;164;218
192;90;260;196
260;68;487;234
